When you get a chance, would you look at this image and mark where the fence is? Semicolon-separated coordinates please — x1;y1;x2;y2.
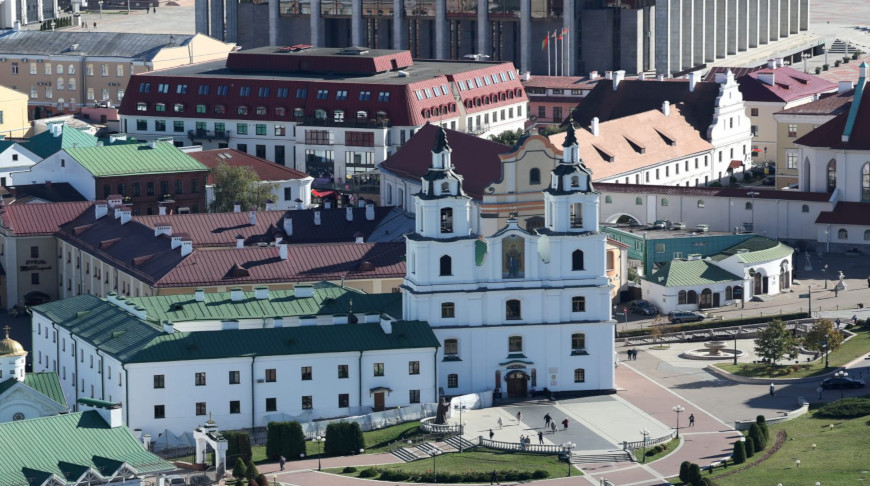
264;402;438;439
420;416;462;435
622;430;677;451
478;437;566;455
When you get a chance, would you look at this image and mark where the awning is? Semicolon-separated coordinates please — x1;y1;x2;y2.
311;189;336;198
504;370;529;380
729;160;744;169
369;386;393;395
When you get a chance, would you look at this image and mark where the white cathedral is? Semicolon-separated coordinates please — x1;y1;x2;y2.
403;126;616;398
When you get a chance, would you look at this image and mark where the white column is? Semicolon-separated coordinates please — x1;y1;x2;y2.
769;0;780;40
759;0;769;44
737;0;748;51
704;0;716;61
435;0;446;58
520;0;530;73
37;0;44;22
393;0;405;49
563;0;574;75
726;0;737;55
269;0;278;45
692;0;704;66
351;0;363;46
310;0;321;46
477;1;489;59
748;0;759;48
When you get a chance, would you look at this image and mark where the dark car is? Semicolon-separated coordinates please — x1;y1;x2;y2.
762;176;776;186
820;376;866;390
628;300;659;316
668;311;705;324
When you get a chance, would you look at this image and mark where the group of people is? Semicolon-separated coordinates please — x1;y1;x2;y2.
626;348;639;360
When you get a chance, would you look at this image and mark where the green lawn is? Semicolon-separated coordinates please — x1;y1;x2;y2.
361;420;425;453
713;326;870;379
327;448;574;482
708;406;870;485
633;438;680;464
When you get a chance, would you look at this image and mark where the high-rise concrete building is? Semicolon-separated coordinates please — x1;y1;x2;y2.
197;0;810;76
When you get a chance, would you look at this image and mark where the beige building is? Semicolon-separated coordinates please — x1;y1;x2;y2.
0;31;234;119
0;85;28;137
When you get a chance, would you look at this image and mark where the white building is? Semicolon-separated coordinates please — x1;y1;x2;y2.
402;126;616;397
30;285;439;437
0;140;40;188
0;327;69;422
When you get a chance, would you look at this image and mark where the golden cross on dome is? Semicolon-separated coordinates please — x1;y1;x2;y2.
2;325;10;339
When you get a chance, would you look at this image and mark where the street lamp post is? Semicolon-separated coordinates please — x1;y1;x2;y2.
672;405;685;439
455;401;467;452
429;449;441;483
823;264;829;288
747;191;760;232
315;436;326;471
562;441;576;476
733;327;739;365
824;333;829;369
98;0;102;17
835;370;849;399
640;428;650;463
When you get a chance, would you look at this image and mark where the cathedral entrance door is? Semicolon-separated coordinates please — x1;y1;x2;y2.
373;392;385;412
506;371;528;398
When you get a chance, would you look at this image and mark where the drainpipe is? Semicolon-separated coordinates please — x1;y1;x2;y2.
96;350;105;400
433;347;438;403
72;337;79;410
250;356;256;433
123;364;130;426
358;351;364;411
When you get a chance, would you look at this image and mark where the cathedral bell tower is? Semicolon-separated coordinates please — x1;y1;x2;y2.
413;126;473;239
543;122;599;233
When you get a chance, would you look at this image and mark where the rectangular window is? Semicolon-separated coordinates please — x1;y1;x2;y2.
101;64;109;76
160;181;169;195
155;120;166;132
11;62;18;74
196;402;207;416
788;124;798;137
229;370;240;384
216;85;229;96
786;152;798;169
198;84;210;95
372;362;385;376
229;400;241;414
338;364;349;379
750;108;759;116
301;366;312;380
359;90;371;101
258;86;270;97
256;145;266;158
655;243;666;253
305;129;334;145
154;374;165;388
378;91;390;102
236;123;248;135
751;125;759;137
346;131;375;147
146;182;155;196
31;273;39;285
409;389;421;404
296;88;307;98
265;368;277;382
316;89;329;100
277;87;288;98
154;405;165;419
239;86;251;96
302;396;313;409
195;372;206;386
447;374;458;388
266;397;277;411
408;361;420;375
338;393;350;408
256;124;267;136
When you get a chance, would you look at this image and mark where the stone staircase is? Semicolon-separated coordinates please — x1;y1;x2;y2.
828;39;859;55
571;449;634;464
443;435;477;451
390;440;457;462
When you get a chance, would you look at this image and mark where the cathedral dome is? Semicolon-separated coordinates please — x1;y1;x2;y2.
0;326;26;357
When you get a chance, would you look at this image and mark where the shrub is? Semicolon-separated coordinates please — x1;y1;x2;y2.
843;56;851;63
646;449;656;456
533;470;550;479
358;468;378;478
815;397;870;418
823;64;829;70
324;422;365;457
680;461;692;482
256;475;268;486
732;440;746;464
342;466;357;473
265;421;306;462
688;463;702;485
655;444;664;453
232;457;247;479
835;60;841;67
748;423;766;451
246;461;259;480
223;431;253;464
745;437;755;458
709;181;723;187
729;175;738;185
815;66;822;74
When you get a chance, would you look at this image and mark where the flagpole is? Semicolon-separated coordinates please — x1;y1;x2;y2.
555;30;560;76
564;29;569;76
547;32;551;76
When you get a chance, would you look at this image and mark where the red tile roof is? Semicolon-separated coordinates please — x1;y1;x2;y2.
154;242;405;288
596;182;833;202
707;65;838;103
0;201;93;236
776;89;854;116
187;149;310;183
379;123;509;199
794;82;870;150
815;202;870;225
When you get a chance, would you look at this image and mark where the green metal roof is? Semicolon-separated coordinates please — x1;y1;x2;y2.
23;124;100;159
130;284;403;324
0;378;17;397
645;259;743;287
66;141;210;177
709;236;794;263
0;411;173;485
23;372;68;408
32;293;435;364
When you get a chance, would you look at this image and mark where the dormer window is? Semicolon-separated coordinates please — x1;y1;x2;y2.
440;208;453;233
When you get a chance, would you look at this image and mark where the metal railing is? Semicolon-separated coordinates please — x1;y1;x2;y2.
623;430;677;451
478;437;566;455
188;129;231;141
296;116;392;129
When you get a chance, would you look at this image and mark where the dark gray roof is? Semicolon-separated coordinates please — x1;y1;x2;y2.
0;30;193;59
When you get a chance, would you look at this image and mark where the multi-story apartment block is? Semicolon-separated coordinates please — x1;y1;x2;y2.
0;30;235;119
522;73;601;127
118;46;528;187
199;0;811;77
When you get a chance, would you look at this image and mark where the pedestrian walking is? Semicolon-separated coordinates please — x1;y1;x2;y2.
834;286;839;297
836;318;841;329
279;455;286;471
516;411;522;423
519;435;526;450
562;418;569;430
497;417;503;429
853;315;858;326
769;383;776;396
550;421;557;434
544;412;551;428
817;386;823;400
537;431;543;444
866;276;869;288
633;349;638;360
93;22;97;28
490;469;500;485
489;428;495;440
688;413;695;427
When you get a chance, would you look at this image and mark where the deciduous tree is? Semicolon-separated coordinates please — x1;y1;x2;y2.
209;162;278;213
754;319;798;368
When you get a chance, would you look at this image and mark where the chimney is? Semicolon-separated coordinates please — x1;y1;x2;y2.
236;235;244;249
170;235;183;249
612;70;625;90
839;81;853;94
662;100;671;116
77;399;123;428
604;70;613;80
254;286;269;300
379;315;393;334
233;202;241;213
132;305;147;320
162;320;175;333
114;208;122;219
158;204;167;216
295;198;304;210
688;71;697;92
107;195;123;208
265;199;275;211
365;202;375;221
354;231;364;244
120;209;132;225
521;71;531;81
230;288;244;301
324;200;332;209
358;198;366;208
195;288;205;302
591;117;600;137
279;243;288;260
154;224;172;237
94;203;108;219
346;206;353;222
757;70;775;86
249;209;257;226
314;210;321;226
294;284;314;298
147;140;157;149
180;239;193;257
776;57;784;68
283;214;293;236
50;123;62;137
588;70;599;80
767;58;776;69
657;74;665;81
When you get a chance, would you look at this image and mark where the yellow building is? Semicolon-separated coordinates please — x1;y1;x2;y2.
0;31;235;119
0;85;28;138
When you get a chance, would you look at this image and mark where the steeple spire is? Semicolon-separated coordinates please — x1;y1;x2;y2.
433;126;451;154
431;126;453;170
562;118;578;149
561;118;579;164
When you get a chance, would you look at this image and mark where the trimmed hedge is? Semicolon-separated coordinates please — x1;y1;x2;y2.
815;397;870;418
374;469;542;483
324;422;365;457
224;430;253;463
265;421;306;462
620;312;808;338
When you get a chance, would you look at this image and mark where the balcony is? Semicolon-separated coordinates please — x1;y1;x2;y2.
188;129;231;142
295;116;391;129
468;123;491;135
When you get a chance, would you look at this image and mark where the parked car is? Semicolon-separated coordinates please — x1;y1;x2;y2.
668;311;705;324
820;376;866;390
762;176;776;186
628;300;659;316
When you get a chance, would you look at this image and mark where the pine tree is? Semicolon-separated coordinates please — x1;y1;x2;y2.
232;457;248;479
745;437;755;458
748;423;765;451
679;461;692;483
246;460;259;480
687;463;702;485
732;440;746;464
